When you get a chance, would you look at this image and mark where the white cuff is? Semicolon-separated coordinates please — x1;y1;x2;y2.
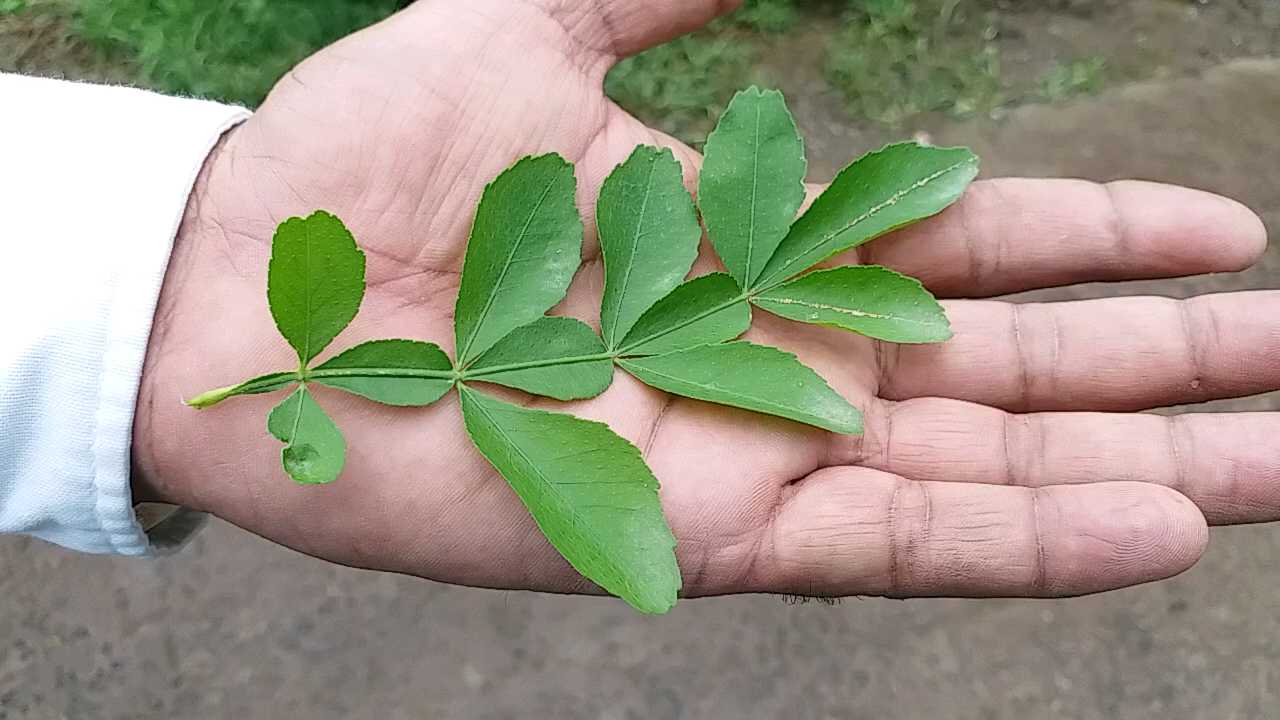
0;74;250;555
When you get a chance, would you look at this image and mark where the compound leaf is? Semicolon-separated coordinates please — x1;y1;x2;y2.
753;266;951;343
268;210;366;365
455;154;582;365
598;145;702;349
467;317;613;401
310;339;454;406
267;385;346;485
458;385;681;614
754;142;978;289
699;87;806;289
618;341;862;434
618;273;750;356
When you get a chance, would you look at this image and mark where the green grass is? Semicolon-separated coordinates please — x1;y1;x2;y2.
733;0;802;33
604;31;753;144
825;0;1006;125
1036;56;1108;102
73;0;401;106
611;0;1114;139
5;0;1112;139
604;0;805;143
606;0;1018;139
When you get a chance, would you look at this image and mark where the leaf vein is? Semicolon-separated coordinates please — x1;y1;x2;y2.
606;155;659;347
756;296;938;325
767;157;975;284
744;98;762;284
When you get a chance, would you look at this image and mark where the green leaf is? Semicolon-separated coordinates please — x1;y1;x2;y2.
699;87;807;289
454;154;583;366
458;385;681;614
597;145;702;350
618;341;862;434
310;340;454;406
753;266;951;343
186;371;297;409
618;273;750;356
268;210;367;365
466;317;613;401
754;142;979;289
267;385;346;484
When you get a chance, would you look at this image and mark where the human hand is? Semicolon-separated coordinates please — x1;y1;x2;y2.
133;0;1276;600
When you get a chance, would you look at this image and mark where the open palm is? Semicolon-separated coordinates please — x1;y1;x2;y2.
135;0;1277;601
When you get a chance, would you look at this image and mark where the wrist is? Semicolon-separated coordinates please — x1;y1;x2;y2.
131;129;240;508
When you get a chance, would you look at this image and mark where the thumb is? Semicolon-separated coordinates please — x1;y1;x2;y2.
536;0;742;59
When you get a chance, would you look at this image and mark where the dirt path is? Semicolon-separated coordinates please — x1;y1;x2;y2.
767;0;1280;178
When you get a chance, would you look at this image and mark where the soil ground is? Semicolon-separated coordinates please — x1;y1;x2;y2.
2;3;1279;719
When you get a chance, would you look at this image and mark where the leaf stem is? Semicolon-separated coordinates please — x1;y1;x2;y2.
307;366;460;381
186;384;245;409
461;352;616;379
186;371;299;409
194;272;817;411
196;274;820;412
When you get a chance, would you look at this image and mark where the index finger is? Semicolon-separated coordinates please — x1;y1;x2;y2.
854;178;1267;298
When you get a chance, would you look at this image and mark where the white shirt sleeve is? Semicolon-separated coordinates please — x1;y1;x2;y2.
0;73;250;555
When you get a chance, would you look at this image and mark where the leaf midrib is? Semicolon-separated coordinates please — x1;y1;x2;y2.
286;386;307;448
604;155;659;348
618;357;830;422
752;295;941;325
302;220;314;365
743;98;763;286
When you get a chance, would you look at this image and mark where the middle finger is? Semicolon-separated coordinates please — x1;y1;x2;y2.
879;291;1280;413
832;396;1280;526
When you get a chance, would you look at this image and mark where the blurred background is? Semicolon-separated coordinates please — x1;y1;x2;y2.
2;0;1278;717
